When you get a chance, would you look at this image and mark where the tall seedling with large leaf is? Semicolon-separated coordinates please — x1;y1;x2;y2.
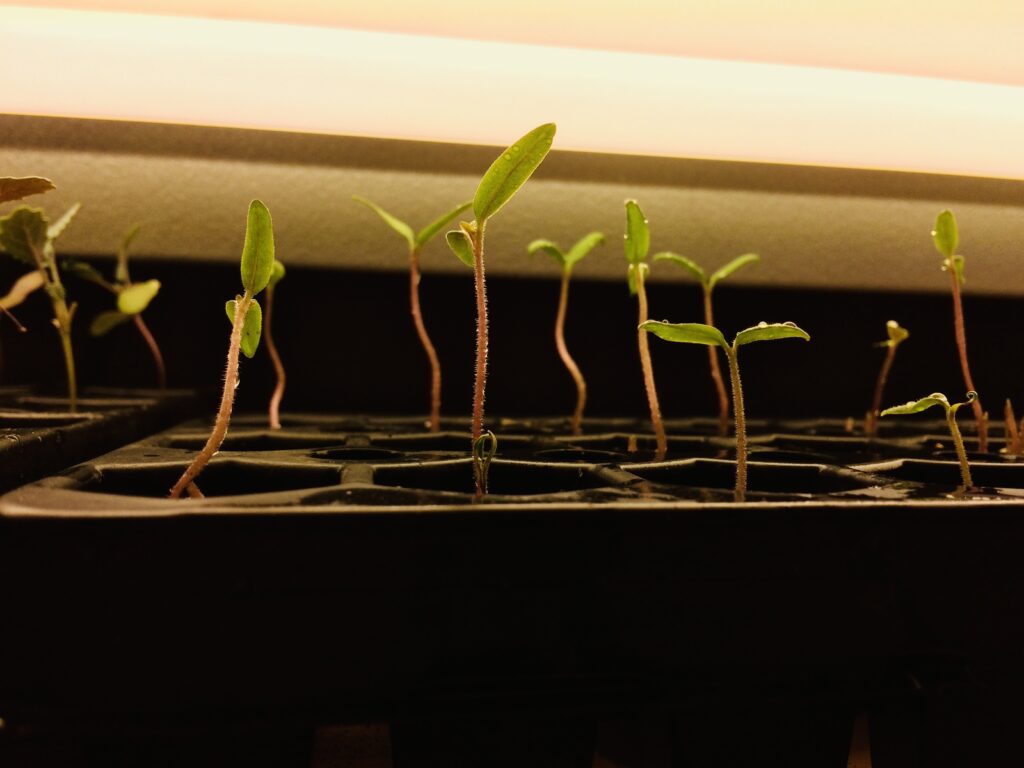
169;200;275;498
0;178;81;411
446;123;556;496
641;320;810;502
624;200;667;459
527;231;604;435
353;196;471;432
655;251;759;435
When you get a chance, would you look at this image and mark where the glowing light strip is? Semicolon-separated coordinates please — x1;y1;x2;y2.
3;5;1024;179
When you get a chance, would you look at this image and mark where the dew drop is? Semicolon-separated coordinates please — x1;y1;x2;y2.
510;145;521;153
503;153;512;161
757;321;768;328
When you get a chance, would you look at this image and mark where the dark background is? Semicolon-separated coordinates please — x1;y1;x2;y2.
1;257;1018;421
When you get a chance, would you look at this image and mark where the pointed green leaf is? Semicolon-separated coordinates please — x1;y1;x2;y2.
352;196;415;249
654;252;705;284
90;309;131;337
0;270;45;310
116;223;141;284
709;253;759;290
62;258;110;288
117;279;160;315
268;259;285;288
446;229;475;269
473;123;556;222
564;231;604;269
624;200;650;266
240;200;275;296
47;203;81;241
932;209;958;259
733;322;810;347
415;200;473;247
881;392;949;417
226;298;263;358
640;320;728;349
0;177;55;205
527;238;565;267
0;207;49;267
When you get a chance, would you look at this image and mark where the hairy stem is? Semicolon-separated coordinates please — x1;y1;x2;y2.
132;313;167;390
264;285;286;430
471;223;489;496
947;406;974;491
726;346;747;503
703;287;729;436
556;268;586;435
410;246;442;432
56;319;77;413
169;292;250;498
866;344;897;437
949;269;987;452
36;247;77;412
635;267;667;459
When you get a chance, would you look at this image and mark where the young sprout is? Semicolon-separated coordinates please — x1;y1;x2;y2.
64;225;166;389
624;200;667;459
445;123;556;496
654;251;759;435
865;320;909;437
1004;399;1021;456
527;232;605;435
640;320;810;502
473;430;497;500
882;391;977;491
353;197;472;432
263;259;286;429
0;198;82;411
932;210;987;452
169;200;274;499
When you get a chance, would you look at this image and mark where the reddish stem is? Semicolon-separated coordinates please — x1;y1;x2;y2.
410;246;442;432
703;287;729;436
132;313;166;390
1005;399;1021;456
866;344;897;437
635;267;667;459
555;268;586;435
264;285;286;430
949;269;987;452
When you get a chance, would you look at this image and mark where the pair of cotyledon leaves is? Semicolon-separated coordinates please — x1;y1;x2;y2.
225;200;284;358
882;390;976;418
932;209;966;285
641;320;810;352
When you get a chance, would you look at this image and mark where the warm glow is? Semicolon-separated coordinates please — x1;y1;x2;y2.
3;5;1024;179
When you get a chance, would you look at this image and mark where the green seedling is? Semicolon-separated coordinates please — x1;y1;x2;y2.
624;200;667;459
654;251;759;435
169;200;275;499
640;320;810;502
446;123;556;496
527;231;605;435
865;320;909;437
473;430;497;500
882;391;977;491
0;195;81;411
64;225;166;389
933;210;988;452
353;196;471;432
263;259;286;429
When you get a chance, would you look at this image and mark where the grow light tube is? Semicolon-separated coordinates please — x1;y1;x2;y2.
3;5;1024;179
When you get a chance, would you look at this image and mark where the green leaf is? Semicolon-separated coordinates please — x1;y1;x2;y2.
881;392;949;417
527;238;564;267
0;270;45;310
352;196;415;249
445;229;475;268
0;207;49;267
654;252;705;284
932;209;958;259
225;298;263;358
640;320;728;349
47;203;81;241
564;231;604;270
415;200;473;247
268;259;285;288
90;309;131;337
733;321;810;347
117;279;160;315
708;253;759;290
949;390;978;416
626;262;648;296
116;223;141;284
240;200;275;296
473;123;556;222
62;258;110;288
885;320;909;347
0;177;55;205
624;200;649;265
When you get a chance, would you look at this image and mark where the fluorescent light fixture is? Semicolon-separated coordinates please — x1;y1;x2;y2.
3;5;1024;179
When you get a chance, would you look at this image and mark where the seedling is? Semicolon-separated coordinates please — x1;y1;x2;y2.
865;320;909;437
263;259;286;429
446;123;556;496
353;197;472;432
0;198;82;411
473;430;497;500
624;200;667;459
932;210;988;452
169;200;275;499
1003;400;1021;456
64;225;166;389
882;391;977;491
527;231;605;435
654;251;759;435
640;320;810;502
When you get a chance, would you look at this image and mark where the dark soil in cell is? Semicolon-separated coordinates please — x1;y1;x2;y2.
83;460;344;497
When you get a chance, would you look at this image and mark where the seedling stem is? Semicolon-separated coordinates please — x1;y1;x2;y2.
409;244;442;431
264;281;285;429
634;265;667;459
866;321;908;436
555;268;586;435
